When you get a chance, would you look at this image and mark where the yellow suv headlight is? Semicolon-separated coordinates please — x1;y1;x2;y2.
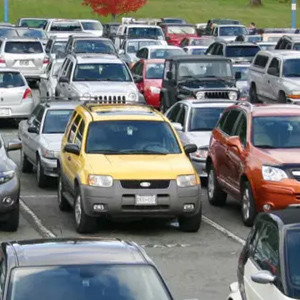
88;175;113;187
176;175;197;187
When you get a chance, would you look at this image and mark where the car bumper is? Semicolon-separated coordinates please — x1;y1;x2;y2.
227;282;242;300
0;100;34;119
40;156;58;177
80;180;201;218
192;160;207;178
0;175;19;218
21;68;47;80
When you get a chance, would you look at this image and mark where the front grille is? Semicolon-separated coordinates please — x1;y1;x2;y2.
93;95;126;103
205;91;229;99
120;180;170;189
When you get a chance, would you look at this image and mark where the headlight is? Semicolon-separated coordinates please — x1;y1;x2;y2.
128;92;137;101
190;148;208;161
228;91;238;101
196;91;205;100
262;166;288;182
149;86;161;94
0;170;15;184
42;148;59;159
88;175;113;187
176;175;197;187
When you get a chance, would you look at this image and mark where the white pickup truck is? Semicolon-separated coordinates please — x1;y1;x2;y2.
248;50;300;103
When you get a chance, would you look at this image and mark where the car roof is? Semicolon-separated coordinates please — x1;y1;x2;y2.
40;101;79;110
281;35;300;42
261;208;300;226
222;42;259;47
184;46;208;49
70;35;109;41
74;54;121;64
256;50;300;59
217;24;246;28
4;38;43;42
142;45;181;50
0;68;22;73
6;238;149;267
123;24;160;28
167;55;232;62
144;59;165;64
232;63;250;68
177;99;236;108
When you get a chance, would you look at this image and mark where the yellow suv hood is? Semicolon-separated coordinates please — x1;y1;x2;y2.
86;154;196;180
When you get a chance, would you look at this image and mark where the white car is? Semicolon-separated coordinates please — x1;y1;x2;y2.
0;69;34;120
183;46;208;56
212;24;248;42
77;19;103;36
44;19;83;39
136;45;186;60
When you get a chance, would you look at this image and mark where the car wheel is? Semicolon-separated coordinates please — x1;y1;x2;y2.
241;181;256;227
57;173;71;211
207;165;227;206
36;157;47;188
74;187;97;233
20;148;33;173
279;91;287;103
249;84;259;104
178;207;202;232
2;205;19;232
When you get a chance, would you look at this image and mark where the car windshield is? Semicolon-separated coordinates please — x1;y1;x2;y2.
167;26;196;35
232;65;249;81
225;46;260;57
258;43;275;51
50;22;82;32
126;40;160;53
283;59;300;77
42;109;73;134
219;26;248;36
0;72;24;88
146;62;165;79
73;63;131;82
294;44;300;51
189;107;226;131
86;120;181;154
150;48;185;59
177;60;232;80
191;38;214;46
0;28;18;38
74;40;115;55
252;116;300;148
128;27;164;39
52;41;67;54
191;48;207;55
81;21;102;30
8;264;171;300
20;19;47;29
4;41;43;54
17;29;47;39
163;19;185;24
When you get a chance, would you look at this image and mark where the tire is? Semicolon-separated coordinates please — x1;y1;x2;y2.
207;165;227;206
57;173;71;211
74;187;97;233
36;157;48;188
249;84;259;104
2;206;19;232
178;208;202;232
20;148;33;173
279;91;287;103
241;181;256;227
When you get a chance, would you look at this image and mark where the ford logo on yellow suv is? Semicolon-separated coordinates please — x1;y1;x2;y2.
140;182;151;188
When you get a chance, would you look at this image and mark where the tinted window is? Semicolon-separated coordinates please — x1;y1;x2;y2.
218;110;229;130
75;119;85;148
150;48;185;59
68;114;81;143
267;58;280;76
81;22;102;30
219;26;248;36
283;59;300;77
128;27;164;39
222;110;240;135
189;107;226;131
225;46;260;57
4;42;43;54
86;121;181;154
293;43;300;51
167;105;180;122
74;40;115;55
42;110;73;134
0;28;18;38
146;62;164;79
50;22;82;32
234;113;247;146
52;41;67;54
253;54;269;68
73;63;131;82
0;72;24;88
20;19;47;29
191;38;214;46
0;252;6;297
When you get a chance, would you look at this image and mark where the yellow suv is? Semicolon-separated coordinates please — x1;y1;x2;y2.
58;103;201;233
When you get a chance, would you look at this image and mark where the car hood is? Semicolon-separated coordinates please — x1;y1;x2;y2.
184;131;211;147
42;134;64;150
179;78;236;90
86;154;195;180
259;148;300;165
72;81;137;94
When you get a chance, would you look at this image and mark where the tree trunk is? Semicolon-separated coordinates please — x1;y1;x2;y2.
112;14;117;22
250;0;262;5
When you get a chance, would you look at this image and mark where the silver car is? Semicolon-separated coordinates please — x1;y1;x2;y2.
45;36;68;61
39;59;64;98
0;38;49;81
233;63;250;101
19;102;77;187
165;99;235;178
0;69;34;120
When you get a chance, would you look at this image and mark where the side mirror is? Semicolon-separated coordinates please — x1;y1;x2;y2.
7;139;22;152
40;74;48;80
227;136;243;153
235;71;242;81
166;71;173;80
251;270;276;285
58;76;69;83
172;122;183;131
28;126;39;134
64;143;80;155
184;144;197;155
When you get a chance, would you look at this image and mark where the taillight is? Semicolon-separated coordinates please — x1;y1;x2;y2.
43;58;49;64
23;88;32;99
0;58;5;64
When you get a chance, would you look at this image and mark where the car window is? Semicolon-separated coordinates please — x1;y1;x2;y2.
267;58;280;77
61;59;71;77
28;105;42;124
74;119;85;148
0;72;25;88
4;41;43;54
167;104;181;122
146;62;164;79
66;62;73;80
131;62;143;77
45;39;53;54
217;110;230;130
221;110;241;135
176;105;187;127
42;109;74;134
253;54;269;68
68;114;81;143
233;113;247;147
0;251;6;299
74;40;115;55
33;106;45;128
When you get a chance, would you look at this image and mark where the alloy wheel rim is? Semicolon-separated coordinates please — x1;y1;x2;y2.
242;188;250;220
208;170;215;199
75;195;82;225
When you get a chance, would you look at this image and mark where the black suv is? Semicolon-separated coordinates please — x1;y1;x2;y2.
206;41;260;63
160;55;239;111
275;35;300;50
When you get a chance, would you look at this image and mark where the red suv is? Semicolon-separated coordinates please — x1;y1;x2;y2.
206;103;300;226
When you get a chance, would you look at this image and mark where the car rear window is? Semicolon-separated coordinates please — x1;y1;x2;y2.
52;41;67;54
50;22;82;32
150;48;185;59
0;28;18;38
128;27;164;39
4;41;43;54
0;72;24;88
225;46;260;57
191;48;207;55
20;19;48;29
81;21;102;31
42;109;74;134
17;29;47;39
191;38;214;46
74;40;115;55
293;43;300;51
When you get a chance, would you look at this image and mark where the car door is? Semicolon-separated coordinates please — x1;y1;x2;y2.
131;61;144;93
244;222;284;300
265;57;281;101
174;104;189;144
39;62;52;98
56;58;70;96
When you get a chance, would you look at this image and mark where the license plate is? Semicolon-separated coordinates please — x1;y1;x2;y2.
19;60;30;66
135;195;157;206
0;108;11;116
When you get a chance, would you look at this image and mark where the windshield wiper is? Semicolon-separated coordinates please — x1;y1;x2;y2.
120;149;168;155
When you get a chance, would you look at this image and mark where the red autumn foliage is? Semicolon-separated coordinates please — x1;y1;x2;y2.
83;0;147;18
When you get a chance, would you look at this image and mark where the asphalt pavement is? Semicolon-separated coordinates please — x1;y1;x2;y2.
0;89;252;300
